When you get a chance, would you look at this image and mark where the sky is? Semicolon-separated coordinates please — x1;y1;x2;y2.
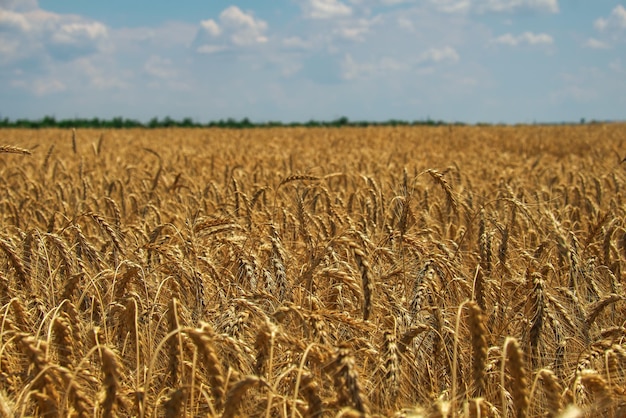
0;0;625;124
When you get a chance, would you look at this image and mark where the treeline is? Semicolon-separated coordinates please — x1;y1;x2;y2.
0;115;459;129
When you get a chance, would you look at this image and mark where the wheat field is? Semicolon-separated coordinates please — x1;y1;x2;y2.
0;125;625;417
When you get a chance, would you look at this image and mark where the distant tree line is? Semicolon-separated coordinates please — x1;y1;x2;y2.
0;115;462;129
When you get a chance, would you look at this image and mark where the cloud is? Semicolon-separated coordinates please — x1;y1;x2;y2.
303;0;352;19
113;22;196;50
339;54;365;80
492;31;553;46
197;45;227;54
0;7;109;63
341;54;410;80
340;45;458;80
333;18;372;41
419;46;460;63
477;0;558;14
429;0;471;14
583;38;609;49
397;16;414;31
0;9;31;31
220;6;268;45
282;36;312;49
0;0;38;11
7;0;623;124
609;60;623;73
52;22;108;45
72;57;128;90
48;21;109;61
0;38;18;56
551;85;598;103
551;68;606;104
0;4;133;102
195;6;268;53
594;5;626;32
11;78;66;95
143;55;177;79
376;0;414;4
429;0;558;14
200;19;221;37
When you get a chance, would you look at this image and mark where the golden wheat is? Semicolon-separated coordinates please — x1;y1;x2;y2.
0;124;625;417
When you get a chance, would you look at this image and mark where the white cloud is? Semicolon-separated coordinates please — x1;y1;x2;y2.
195;6;268;53
493;33;517;45
341;45;458;80
69;57;129;90
220;6;268;45
397;16;414;31
340;55;360;80
0;9;31;31
280;62;303;77
341;54;415;80
430;0;558;14
0;38;18;56
378;0;413;4
0;0;38;11
609;60;622;73
303;0;352;19
200;19;221;37
197;45;227;54
282;36;312;49
420;46;460;63
552;85;598;103
477;0;558;14
430;0;471;14
11;78;66;95
333;18;372;41
4;0;623;124
340;54;373;80
0;4;137;103
0;7;109;63
583;38;609;50
144;55;177;79
52;22;108;45
113;22;196;50
594;5;626;32
492;31;553;46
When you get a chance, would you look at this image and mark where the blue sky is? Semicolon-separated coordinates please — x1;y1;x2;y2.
1;0;625;124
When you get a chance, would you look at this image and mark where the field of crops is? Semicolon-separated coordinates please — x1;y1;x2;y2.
0;124;625;417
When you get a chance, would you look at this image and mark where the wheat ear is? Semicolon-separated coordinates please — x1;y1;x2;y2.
539;369;563;418
329;344;368;416
585;293;624;328
100;347;121;418
503;338;529;418
301;373;323;418
0;238;29;288
467;301;488;398
186;324;225;410
352;246;373;321
222;375;261;418
163;388;185;418
382;327;400;403
528;271;545;367
18;335;60;416
0;390;14;418
0;145;31;155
